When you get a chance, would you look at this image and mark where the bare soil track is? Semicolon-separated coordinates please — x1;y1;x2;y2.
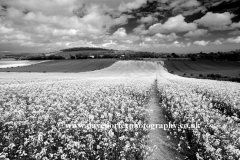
147;80;184;160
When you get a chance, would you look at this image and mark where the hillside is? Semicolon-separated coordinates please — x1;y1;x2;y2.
60;47;113;52
164;60;240;82
44;47;116;58
51;50;115;58
0;59;116;72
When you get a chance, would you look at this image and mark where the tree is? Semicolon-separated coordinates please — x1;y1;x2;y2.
70;55;76;59
171;53;180;58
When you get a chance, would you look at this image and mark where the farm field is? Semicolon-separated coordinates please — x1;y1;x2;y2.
0;59;116;72
0;61;240;160
143;58;167;61
0;61;176;160
0;60;48;68
156;62;240;159
164;60;240;77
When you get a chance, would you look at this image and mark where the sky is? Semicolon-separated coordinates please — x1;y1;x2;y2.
0;0;240;54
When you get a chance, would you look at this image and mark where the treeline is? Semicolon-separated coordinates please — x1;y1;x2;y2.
61;47;113;52
181;73;240;83
22;55;65;60
72;51;164;59
16;48;240;61
126;52;162;58
74;53;118;59
187;50;240;61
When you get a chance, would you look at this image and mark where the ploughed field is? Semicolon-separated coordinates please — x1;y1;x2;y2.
164;60;240;77
0;61;240;160
0;59;116;72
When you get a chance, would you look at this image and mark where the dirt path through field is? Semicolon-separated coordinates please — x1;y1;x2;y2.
146;80;184;160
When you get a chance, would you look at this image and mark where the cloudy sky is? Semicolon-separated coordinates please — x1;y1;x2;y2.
0;0;240;53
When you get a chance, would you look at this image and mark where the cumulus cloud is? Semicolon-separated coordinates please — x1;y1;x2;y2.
0;3;134;40
119;0;147;12
184;29;208;37
101;40;117;48
143;33;179;43
0;0;77;16
151;41;191;48
139;15;158;24
161;0;199;9
156;0;238;17
35;25;79;37
157;0;203;16
0;25;14;34
22;12;86;30
193;40;210;46
153;33;179;41
171;0;200;12
1;0;240;53
148;15;197;34
113;14;133;25
226;36;240;43
181;6;206;16
139;42;151;48
231;22;240;29
132;24;148;35
212;39;223;45
171;41;188;47
180;0;200;8
109;27;140;45
194;12;235;30
169;1;182;8
112;28;127;38
0;1;137;52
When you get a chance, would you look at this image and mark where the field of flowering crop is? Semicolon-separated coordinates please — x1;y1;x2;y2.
0;61;157;160
157;62;240;160
0;60;240;160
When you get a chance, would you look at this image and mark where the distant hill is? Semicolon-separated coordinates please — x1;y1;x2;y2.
48;47;117;59
53;50;115;57
47;48;163;59
0;52;35;59
60;47;114;52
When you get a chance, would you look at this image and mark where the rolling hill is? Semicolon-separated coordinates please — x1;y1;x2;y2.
0;59;116;72
164;60;240;77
